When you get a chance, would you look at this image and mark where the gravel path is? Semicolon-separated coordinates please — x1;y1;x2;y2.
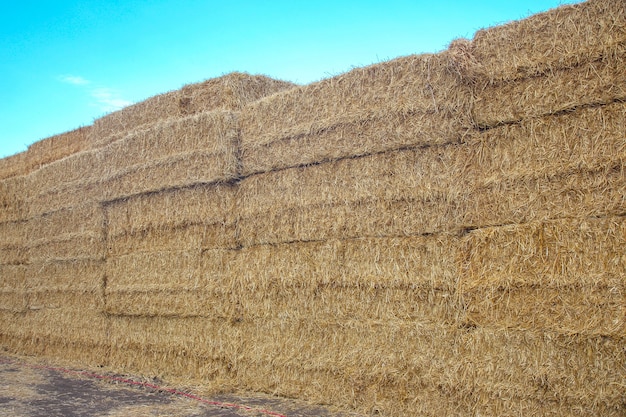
0;355;358;417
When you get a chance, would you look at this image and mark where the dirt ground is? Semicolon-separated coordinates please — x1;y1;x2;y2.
0;354;359;417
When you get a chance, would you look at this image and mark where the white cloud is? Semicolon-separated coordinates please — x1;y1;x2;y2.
58;74;133;113
90;87;133;112
59;75;91;85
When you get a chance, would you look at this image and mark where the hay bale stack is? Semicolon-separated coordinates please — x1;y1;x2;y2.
89;73;295;148
239;51;473;175
0;1;624;415
450;0;626;127
237;102;626;246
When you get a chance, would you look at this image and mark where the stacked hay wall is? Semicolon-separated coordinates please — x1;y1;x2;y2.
0;1;624;415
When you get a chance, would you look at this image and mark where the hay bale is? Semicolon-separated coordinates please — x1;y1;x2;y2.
89;73;295;146
0;151;29;180
26;204;103;243
452;0;626;83
459;216;626;336
27;235;105;262
26;148;101;207
471;45;626;127
0;246;25;265
0;176;26;222
228;236;461;323
26;259;104;293
9;289;109;367
28;182;103;217
0;265;26;312
104;249;234;317
239;51;473;174
103;182;237;256
0;220;26;249
107;224;237;257
27;126;90;169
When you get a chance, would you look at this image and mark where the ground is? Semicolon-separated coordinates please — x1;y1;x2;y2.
0;354;358;417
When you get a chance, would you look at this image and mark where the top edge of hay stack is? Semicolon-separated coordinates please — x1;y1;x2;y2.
450;0;626;83
89;72;297;146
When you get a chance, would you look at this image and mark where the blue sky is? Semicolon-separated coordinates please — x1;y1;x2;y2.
0;0;581;158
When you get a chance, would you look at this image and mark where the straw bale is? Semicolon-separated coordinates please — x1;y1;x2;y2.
101;150;239;202
464;166;626;228
27;126;90;169
472;46;626;127
0;176;26;222
104;183;236;238
26;259;104;293
0;246;25;265
29;182;104;216
238;99;626;235
459;216;626;335
26;148;101;200
453;0;626;83
100;110;238;173
0;220;26;248
104;249;234;316
27;235;104;262
0;151;29;180
26;203;103;243
89;73;295;144
108;224;237;257
241;108;468;176
0;265;26;312
107;316;238;383
240;51;473;173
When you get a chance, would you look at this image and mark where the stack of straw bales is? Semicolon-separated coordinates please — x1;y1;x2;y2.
0;1;624;415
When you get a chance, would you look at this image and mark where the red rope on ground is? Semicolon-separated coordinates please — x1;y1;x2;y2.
0;357;286;417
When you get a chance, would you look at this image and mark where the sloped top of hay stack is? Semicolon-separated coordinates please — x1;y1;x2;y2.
450;0;626;83
90;72;296;146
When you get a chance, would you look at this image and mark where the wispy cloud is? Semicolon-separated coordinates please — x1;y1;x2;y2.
90;87;133;113
58;74;133;113
59;75;91;85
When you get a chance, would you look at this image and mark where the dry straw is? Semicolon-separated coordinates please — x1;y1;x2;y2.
89;73;295;146
0;151;29;180
26;126;90;169
26;259;104;293
0;265;26;312
471;46;626;127
239;51;474;174
0;176;26;222
452;0;626;83
459;216;626;336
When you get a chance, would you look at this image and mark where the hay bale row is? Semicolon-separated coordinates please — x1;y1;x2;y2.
88;73;295;147
239;51;473;174
104;316;624;417
27;111;239;215
237;160;624;246
471;45;626;127
104;234;459;320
